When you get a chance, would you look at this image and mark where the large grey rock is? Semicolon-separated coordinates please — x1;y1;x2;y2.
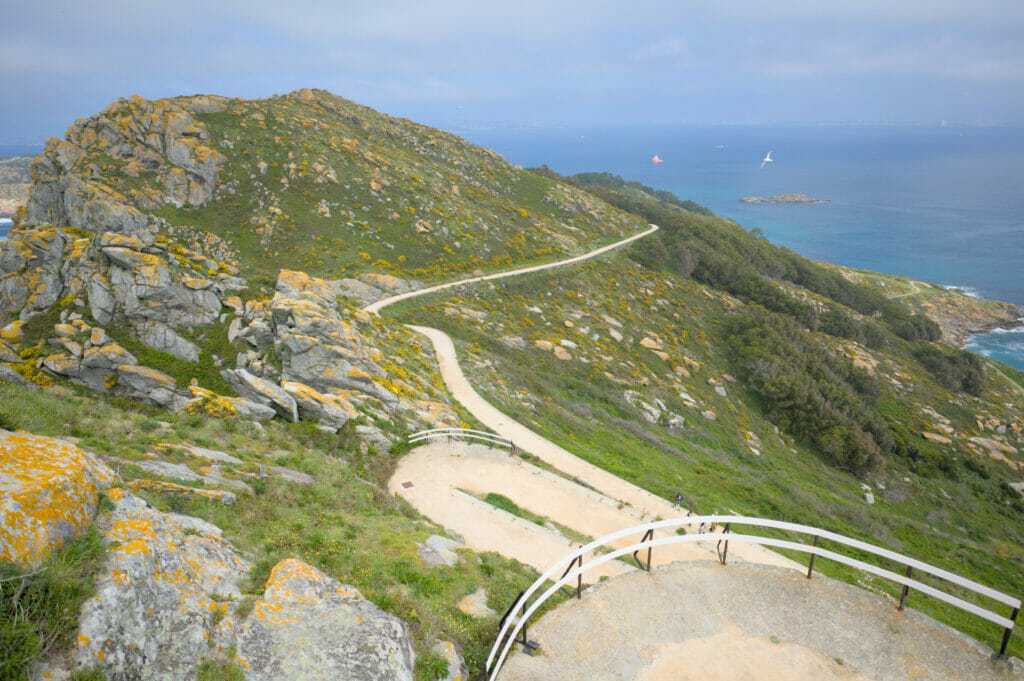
235;558;414;681
417;534;463;568
76;490;251;680
237;319;274;349
221;368;298;422
115;365;190;411
88;274;116;326
0;364;36;389
356;425;393;455
136;321;201;362
334;277;385;305
281;380;354;430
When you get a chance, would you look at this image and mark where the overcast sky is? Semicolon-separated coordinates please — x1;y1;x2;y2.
2;0;1022;144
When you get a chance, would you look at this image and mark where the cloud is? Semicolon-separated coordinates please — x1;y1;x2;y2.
1;0;1022;141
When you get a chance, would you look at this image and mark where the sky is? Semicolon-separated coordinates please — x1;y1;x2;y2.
2;0;1023;144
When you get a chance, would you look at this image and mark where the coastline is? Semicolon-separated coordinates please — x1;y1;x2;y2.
923;292;1023;348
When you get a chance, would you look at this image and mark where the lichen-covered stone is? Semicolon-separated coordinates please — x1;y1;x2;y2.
235;558;415;681
0;429;116;568
136;321;201;362
123;479;237;505
186;385;277;421
221;369;298;422
116;364;190;411
76;488;251;680
432;641;468;681
281;380;356;430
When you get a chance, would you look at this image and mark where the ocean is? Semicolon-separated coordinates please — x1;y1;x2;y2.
459;124;1024;371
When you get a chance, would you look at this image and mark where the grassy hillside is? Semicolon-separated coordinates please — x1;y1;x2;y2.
392;179;1024;656
81;89;645;292
0;381;539;676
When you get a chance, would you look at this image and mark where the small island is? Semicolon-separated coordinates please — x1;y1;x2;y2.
741;193;828;204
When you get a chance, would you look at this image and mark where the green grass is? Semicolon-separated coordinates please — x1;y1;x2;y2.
478;492;548;526
0;529;107;681
414;650;450;681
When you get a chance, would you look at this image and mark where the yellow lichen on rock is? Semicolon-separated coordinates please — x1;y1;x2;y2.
0;320;25;344
0;430;116;568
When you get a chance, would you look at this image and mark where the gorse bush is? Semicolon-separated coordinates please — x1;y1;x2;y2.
721;305;890;476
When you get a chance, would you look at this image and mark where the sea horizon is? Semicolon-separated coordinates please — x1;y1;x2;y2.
461;123;1024;370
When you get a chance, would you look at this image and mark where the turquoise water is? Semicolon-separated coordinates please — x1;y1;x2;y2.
460;125;1024;370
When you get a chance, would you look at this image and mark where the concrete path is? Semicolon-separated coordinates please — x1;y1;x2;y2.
499;561;1018;681
391;442;739;579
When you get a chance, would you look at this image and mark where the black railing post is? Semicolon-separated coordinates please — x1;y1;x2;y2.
807;536;819;579
632;528;654;571
898;566;912;611
559;553;584;598
999;607;1019;657
718;523;731;565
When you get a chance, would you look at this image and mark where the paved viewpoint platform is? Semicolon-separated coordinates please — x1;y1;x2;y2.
499;561;1021;681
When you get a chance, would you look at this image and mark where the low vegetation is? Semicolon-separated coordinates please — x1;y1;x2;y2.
0;528;107;681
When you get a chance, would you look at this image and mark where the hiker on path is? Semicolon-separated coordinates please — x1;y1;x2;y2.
673;492;685;509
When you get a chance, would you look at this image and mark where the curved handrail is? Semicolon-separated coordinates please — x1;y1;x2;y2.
408;427;513;450
485;515;1021;680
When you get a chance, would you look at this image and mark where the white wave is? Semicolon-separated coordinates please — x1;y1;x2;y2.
943;284;983;299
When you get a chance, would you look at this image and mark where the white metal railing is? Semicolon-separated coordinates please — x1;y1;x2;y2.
486;515;1021;680
408;427;514;451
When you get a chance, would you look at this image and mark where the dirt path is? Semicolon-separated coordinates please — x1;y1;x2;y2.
372;224;801;573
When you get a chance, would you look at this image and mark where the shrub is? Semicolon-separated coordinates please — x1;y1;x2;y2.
0;529;107;681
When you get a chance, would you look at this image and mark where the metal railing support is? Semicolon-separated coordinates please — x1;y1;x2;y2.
718;523;731;565
899;565;913;611
559;553;584;598
632;528;654;571
807;535;819;579
1000;607;1019;657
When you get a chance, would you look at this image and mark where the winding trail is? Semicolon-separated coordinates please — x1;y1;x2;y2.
371;225;801;574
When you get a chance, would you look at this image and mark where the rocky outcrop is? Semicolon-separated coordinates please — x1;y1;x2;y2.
28;95;225;232
76;488;251;680
0;430;116;568
235;558;415;681
136;320;201;362
40;319;194;410
228;270;458;433
221;368;298;422
918;292;1024;346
